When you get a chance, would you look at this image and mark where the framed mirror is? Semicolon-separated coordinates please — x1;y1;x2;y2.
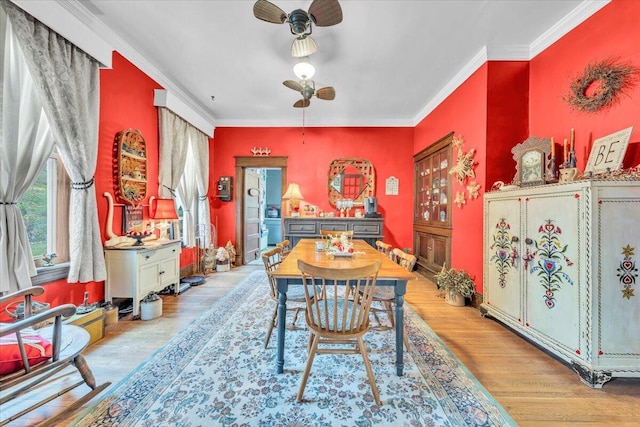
328;158;375;207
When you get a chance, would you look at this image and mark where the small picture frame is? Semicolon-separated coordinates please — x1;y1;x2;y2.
122;205;143;235
584;127;633;175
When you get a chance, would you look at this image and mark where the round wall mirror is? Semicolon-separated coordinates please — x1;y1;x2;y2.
327;158;375;207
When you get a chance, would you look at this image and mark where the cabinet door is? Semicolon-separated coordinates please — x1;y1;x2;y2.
524;192;583;358
484;197;523;323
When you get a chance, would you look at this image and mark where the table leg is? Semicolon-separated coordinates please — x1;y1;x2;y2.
277;289;287;374
395;292;405;376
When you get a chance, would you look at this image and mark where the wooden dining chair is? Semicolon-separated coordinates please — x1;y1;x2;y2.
261;247;307;348
375;240;392;257
368;248;415;349
319;229;353;239
276;239;292;258
296;259;383;405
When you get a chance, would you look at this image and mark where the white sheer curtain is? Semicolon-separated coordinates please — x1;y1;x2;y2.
190;127;211;248
157;107;189;199
0;8;55;293
176;143;197;248
5;0;105;283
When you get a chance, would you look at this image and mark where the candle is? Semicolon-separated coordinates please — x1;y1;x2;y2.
570;128;575;151
550;137;555;157
563;138;568;162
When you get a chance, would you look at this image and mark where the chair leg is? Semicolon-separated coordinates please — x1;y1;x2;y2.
264;304;278;349
73;354;96;389
297;333;319;403
385;301;395;328
358;336;382;406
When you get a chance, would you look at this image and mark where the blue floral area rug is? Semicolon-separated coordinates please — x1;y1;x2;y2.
71;271;516;427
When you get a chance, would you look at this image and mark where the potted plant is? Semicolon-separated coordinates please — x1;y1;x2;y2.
434;264;476;306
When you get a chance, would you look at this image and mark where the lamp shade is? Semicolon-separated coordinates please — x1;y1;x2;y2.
282;183;304;200
151;198;179;220
291;36;317;58
293;57;315;80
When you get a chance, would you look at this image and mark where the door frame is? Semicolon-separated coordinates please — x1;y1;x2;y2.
234;156;288;266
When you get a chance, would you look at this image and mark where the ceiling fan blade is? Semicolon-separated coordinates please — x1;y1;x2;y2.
253;0;287;24
308;0;343;27
283;80;304;92
291;35;317;58
294;99;311;108
316;86;336;100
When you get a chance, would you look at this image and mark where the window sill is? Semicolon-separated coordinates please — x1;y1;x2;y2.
31;263;70;286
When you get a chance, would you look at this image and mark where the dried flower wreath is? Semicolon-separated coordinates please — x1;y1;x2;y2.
564;59;637;113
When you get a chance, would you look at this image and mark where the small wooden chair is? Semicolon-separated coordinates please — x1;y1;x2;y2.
0;287;110;426
368;248;416;349
261;247;307;348
296;259;383;405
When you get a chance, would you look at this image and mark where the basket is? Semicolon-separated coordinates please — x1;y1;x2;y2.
6;301;51;328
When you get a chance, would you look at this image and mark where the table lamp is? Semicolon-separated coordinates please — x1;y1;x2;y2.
150;197;179;242
282;183;304;217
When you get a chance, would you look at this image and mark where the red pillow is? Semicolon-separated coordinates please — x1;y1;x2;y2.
0;329;52;375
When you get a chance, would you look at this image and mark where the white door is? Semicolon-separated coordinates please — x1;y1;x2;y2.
244;169;261;262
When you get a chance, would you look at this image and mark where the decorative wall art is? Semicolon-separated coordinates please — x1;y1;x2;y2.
385;176;399;196
448;134;478;209
489;218;517;288
250;147;271;156
114;129;147;207
563;59;638;113
583;127;633;176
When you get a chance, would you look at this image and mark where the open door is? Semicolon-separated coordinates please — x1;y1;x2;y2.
244;169;261;262
235;157;288;266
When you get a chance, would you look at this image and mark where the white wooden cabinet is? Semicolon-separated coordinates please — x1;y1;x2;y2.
482;180;640;387
104;241;181;318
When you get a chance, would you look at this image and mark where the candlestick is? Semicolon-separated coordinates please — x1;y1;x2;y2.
570;128;575;151
563;138;568;164
550;137;555;157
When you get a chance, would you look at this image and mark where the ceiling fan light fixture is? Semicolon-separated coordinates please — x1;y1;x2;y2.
293;57;315;80
291;36;317;58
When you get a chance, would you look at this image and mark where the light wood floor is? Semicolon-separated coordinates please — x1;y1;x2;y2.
4;264;639;426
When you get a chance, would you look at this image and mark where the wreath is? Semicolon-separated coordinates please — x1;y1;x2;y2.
564;59;637;113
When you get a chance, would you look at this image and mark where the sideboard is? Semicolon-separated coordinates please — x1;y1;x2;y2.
104;240;181;319
283;217;384;247
482;180;640;387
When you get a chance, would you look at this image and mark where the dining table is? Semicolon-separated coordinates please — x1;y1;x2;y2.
271;238;416;376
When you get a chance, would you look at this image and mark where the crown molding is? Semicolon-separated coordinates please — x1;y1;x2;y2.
530;0;610;58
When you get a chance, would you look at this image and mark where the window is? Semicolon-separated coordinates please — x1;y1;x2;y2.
17;152;70;283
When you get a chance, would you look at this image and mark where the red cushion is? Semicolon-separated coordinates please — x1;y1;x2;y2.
0;330;52;375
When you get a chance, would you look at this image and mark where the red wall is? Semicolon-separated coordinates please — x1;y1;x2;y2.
529;0;640;168
211;127;415;251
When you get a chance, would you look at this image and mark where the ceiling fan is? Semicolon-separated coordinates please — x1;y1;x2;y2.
253;0;343;57
283;80;336;108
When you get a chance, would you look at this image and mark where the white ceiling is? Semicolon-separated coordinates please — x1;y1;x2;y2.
59;1;605;129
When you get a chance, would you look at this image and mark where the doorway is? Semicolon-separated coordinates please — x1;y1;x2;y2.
234;156;288;266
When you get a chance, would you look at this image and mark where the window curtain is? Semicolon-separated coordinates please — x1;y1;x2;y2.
157;108;189;199
0;7;55;293
190;127;211;248
176;143;197;248
4;0;106;283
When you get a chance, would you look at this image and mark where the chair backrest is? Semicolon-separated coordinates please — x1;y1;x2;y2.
298;260;382;335
262;246;283;299
276;239;291;256
319;229;353;239
375;240;392;257
392;248;417;272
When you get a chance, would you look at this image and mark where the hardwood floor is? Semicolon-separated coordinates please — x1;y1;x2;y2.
4;264;639;426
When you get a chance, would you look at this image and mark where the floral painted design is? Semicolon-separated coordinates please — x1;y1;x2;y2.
617;244;637;299
490;218;518;288
529;220;574;309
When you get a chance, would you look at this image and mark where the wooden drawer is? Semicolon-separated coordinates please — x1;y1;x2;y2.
319;222;348;232
137;245;179;265
285;221;316;234
353;223;382;235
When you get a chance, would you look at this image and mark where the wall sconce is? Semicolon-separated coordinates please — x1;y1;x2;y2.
150;197;179;242
282;183;304;217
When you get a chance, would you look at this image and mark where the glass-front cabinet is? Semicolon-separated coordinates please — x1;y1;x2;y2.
413;132;453;275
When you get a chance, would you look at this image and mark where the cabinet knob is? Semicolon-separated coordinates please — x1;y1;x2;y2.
525;238;533;245
511;236;519;243
159;271;165;275
145;255;150;259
